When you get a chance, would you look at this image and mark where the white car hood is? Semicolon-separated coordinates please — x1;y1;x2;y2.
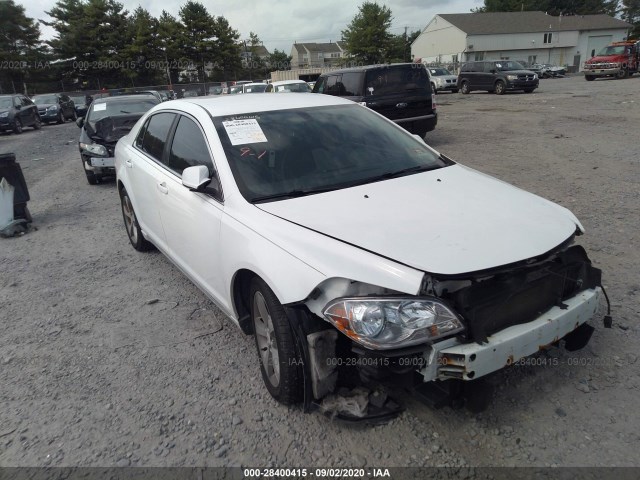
257;165;580;276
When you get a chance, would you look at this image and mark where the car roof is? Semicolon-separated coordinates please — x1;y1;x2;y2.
271;80;307;86
94;94;159;104
321;62;423;75
167;94;353;117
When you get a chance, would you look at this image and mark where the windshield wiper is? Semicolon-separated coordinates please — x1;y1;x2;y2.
360;164;440;183
251;186;336;203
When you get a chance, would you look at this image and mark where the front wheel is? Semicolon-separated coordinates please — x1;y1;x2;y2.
460;81;470;94
120;188;154;251
251;277;302;405
494;81;506;95
13;118;22;134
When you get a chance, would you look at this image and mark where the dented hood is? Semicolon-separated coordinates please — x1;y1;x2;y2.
257;164;581;276
88;114;144;143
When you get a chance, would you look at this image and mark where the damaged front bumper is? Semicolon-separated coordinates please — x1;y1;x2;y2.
421;287;601;382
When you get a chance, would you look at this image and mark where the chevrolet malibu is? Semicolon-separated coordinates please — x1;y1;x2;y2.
115;94;606;415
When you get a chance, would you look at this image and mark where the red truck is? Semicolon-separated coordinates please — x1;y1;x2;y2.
583;40;640;80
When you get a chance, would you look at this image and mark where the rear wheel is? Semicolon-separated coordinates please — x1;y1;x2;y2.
460;80;470;94
494;80;506;95
13;118;22;134
120;188;153;251
251;277;302;405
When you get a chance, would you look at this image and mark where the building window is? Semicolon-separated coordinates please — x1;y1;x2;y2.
544;33;552;44
474;52;484;61
331;53;340;58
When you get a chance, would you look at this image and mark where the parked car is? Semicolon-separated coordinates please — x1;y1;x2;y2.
114;94;604;413
458;60;539;95
68;94;90;118
266;80;311;93
313;63;437;137
208;86;224;96
426;67;459;93
530;64;566;78
77;93;160;185
0;94;41;134
32;93;77;124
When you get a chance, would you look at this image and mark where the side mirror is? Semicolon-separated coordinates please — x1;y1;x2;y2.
76;117;84;128
182;164;222;199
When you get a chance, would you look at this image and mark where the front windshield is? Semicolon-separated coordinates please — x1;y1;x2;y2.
33;95;58;105
429;68;450;76
275;83;310;92
214;104;448;203
495;61;525;71
0;98;12;109
597;45;627;56
86;98;158;127
69;96;85;105
245;84;267;93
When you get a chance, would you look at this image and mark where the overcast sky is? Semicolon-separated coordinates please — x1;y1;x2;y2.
24;0;483;54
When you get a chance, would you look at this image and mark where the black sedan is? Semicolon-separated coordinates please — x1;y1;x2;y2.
0;94;42;134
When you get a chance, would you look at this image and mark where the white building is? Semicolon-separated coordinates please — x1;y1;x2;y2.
411;11;632;71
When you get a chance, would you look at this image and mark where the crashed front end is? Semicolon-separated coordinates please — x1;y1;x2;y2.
294;240;605;416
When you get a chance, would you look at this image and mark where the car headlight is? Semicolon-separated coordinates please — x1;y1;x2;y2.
80;142;108;156
507;74;518;81
533;73;538;80
48;105;59;111
0;112;8;118
323;297;464;350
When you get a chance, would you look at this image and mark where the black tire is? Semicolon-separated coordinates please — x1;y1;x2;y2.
524;88;534;93
250;277;302;405
57;111;64;124
85;170;98;185
33;116;42;130
585;75;595;82
13;118;23;134
616;68;629;79
460;81;470;94
494;80;506;95
120;188;154;251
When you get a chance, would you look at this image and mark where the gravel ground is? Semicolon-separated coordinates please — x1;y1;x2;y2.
0;75;639;470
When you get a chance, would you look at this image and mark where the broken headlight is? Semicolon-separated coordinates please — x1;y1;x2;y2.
80;142;108;157
323;297;464;350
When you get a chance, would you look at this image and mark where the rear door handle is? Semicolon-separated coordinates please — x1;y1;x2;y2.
125;159;133;168
157;182;168;194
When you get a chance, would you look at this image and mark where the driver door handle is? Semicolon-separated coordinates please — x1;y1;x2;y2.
157;182;168;194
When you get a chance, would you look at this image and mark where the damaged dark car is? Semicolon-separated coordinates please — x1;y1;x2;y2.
77;94;159;185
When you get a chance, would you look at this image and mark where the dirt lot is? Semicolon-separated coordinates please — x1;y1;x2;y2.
1;75;639;471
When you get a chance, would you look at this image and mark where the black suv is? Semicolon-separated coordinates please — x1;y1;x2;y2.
0;94;42;134
312;63;437;137
457;61;539;95
32;93;77;124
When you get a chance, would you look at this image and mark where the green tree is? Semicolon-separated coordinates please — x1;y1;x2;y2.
342;2;394;64
211;15;241;80
122;6;164;86
178;1;218;82
157;11;184;85
387;30;420;62
0;0;46;93
268;49;292;71
621;0;640;37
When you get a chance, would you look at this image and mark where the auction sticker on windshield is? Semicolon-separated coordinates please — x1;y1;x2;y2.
93;103;107;111
223;119;267;145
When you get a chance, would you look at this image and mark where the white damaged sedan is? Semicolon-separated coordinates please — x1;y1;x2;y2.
115;94;607;415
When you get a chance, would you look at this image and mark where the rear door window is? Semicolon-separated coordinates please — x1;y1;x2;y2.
137;113;176;163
